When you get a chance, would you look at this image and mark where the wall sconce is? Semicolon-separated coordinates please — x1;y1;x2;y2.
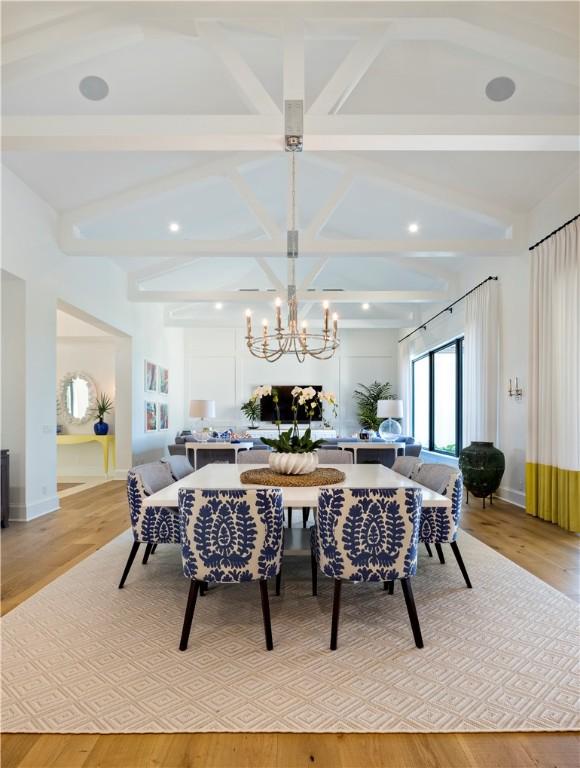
508;377;523;400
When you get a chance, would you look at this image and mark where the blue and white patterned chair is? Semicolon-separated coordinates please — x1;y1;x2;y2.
118;462;180;589
177;487;284;651
413;463;472;588
311;487;424;650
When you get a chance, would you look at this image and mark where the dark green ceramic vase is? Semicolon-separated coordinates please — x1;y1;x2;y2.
459;441;505;498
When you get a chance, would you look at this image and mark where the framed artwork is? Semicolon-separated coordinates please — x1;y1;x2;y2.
158;402;169;430
145;360;157;392
145;400;157;432
159;366;169;395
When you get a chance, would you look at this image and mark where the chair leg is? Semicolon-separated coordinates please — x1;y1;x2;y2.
118;542;140;588
311;552;318;596
142;542;154;564
424;542;433;557
200;581;209;596
302;507;310;528
179;579;200;651
434;543;446;564
287;508;293;528
259;580;274;651
275;569;282;596
330;579;342;651
151;543;158;555
384;580;394;594
400;578;424;649
450;541;472;588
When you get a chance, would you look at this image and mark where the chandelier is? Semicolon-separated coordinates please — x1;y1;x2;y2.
244;151;340;362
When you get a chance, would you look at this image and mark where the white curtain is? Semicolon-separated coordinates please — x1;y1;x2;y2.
463;279;500;446
398;338;412;435
527;217;579;531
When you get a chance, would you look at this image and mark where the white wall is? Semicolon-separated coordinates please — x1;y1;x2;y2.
1;168;185;519
184;327;399;436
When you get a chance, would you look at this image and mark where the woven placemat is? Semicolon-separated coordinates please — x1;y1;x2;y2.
239;467;346;487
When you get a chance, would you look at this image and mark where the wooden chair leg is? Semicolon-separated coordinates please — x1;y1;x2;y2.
384;580;394;594
287;508;293;528
200;581;209;596
275;569;282;596
151;543;158;555
450;541;472;588
400;578;424;649
330;579;342;651
434;543;446;564
311;552;318;596
424;542;433;557
302;507;310;528
142;542;154;564
259;580;274;651
118;542;140;588
179;580;200;651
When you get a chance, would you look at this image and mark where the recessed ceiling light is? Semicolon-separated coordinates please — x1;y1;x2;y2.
168;221;180;233
408;222;420;234
362;303;370;310
485;76;516;102
215;302;223;310
79;75;109;101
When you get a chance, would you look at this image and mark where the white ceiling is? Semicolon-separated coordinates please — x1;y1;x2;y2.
2;1;579;328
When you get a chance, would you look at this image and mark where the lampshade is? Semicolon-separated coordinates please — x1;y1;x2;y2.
189;399;216;418
376;399;403;419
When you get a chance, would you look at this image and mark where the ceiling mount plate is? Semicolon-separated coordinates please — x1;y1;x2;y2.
285;100;303;152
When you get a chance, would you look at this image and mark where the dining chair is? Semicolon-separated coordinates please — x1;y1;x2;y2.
177;487;284;651
412;463;472;588
119;462;180;588
165;454;193;480
393;456;422;478
301;448;354;528
310;487;424;650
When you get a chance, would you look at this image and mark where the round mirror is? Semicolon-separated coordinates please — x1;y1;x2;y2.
58;372;97;425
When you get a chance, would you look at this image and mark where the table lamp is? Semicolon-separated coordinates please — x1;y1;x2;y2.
189;400;216;439
377;399;403;441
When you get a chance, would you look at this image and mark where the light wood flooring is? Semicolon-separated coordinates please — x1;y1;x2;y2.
2;483;579;768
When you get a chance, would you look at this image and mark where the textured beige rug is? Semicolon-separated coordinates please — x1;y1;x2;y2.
2;530;579;733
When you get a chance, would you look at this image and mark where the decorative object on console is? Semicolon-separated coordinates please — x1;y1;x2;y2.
244;152;339;362
189;399;215;440
508;377;523;400
92;392;113;435
353;381;395;431
144;361;157;392
459;441;505;506
377;399;404;442
241;395;261;428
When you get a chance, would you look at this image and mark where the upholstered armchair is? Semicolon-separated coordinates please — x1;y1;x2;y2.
119;462;180;589
393;456;422;478
310;487;424;650
177;487;284;651
412;463;472;588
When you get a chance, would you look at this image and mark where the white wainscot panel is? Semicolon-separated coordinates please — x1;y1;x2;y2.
187;356;238;424
339;355;396;435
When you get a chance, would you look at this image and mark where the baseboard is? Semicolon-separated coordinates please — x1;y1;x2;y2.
496;486;526;508
9;495;60;522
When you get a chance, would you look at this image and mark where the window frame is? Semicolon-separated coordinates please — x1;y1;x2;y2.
411;337;463;458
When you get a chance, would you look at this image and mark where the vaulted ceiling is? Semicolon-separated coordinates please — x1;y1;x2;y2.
2;1;579;329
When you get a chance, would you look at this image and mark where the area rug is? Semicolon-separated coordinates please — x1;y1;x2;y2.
1;530;579;733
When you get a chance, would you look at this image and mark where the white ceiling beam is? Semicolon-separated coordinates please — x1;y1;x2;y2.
6;115;577;153
308;25;389;115
283;20;304;102
62;236;523;257
228;170;282;239
304;171;354;239
129;288;448;304
299;257;329;291
196;20;280;115
254;258;284;291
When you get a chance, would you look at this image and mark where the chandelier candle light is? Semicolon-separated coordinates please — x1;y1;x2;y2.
244;152;339;362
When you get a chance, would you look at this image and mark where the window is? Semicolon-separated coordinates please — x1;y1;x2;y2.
412;338;463;457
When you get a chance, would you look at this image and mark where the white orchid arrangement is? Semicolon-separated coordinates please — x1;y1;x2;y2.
318;389;338;425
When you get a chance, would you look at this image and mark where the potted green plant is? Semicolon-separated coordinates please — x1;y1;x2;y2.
353;381;395;432
93;393;113;435
251;385;325;474
240;396;261;428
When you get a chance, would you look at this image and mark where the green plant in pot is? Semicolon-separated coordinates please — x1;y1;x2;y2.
93;393;113;436
353;381;395;432
240;396;261;428
252;385;325;475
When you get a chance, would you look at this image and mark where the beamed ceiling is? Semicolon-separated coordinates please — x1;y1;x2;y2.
2;1;579;329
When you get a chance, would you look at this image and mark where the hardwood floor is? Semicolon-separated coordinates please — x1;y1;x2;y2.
2;486;578;768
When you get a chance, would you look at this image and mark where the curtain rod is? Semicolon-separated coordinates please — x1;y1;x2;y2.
398;276;498;344
529;212;579;251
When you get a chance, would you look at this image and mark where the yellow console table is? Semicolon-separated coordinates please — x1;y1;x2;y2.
57;435;116;475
